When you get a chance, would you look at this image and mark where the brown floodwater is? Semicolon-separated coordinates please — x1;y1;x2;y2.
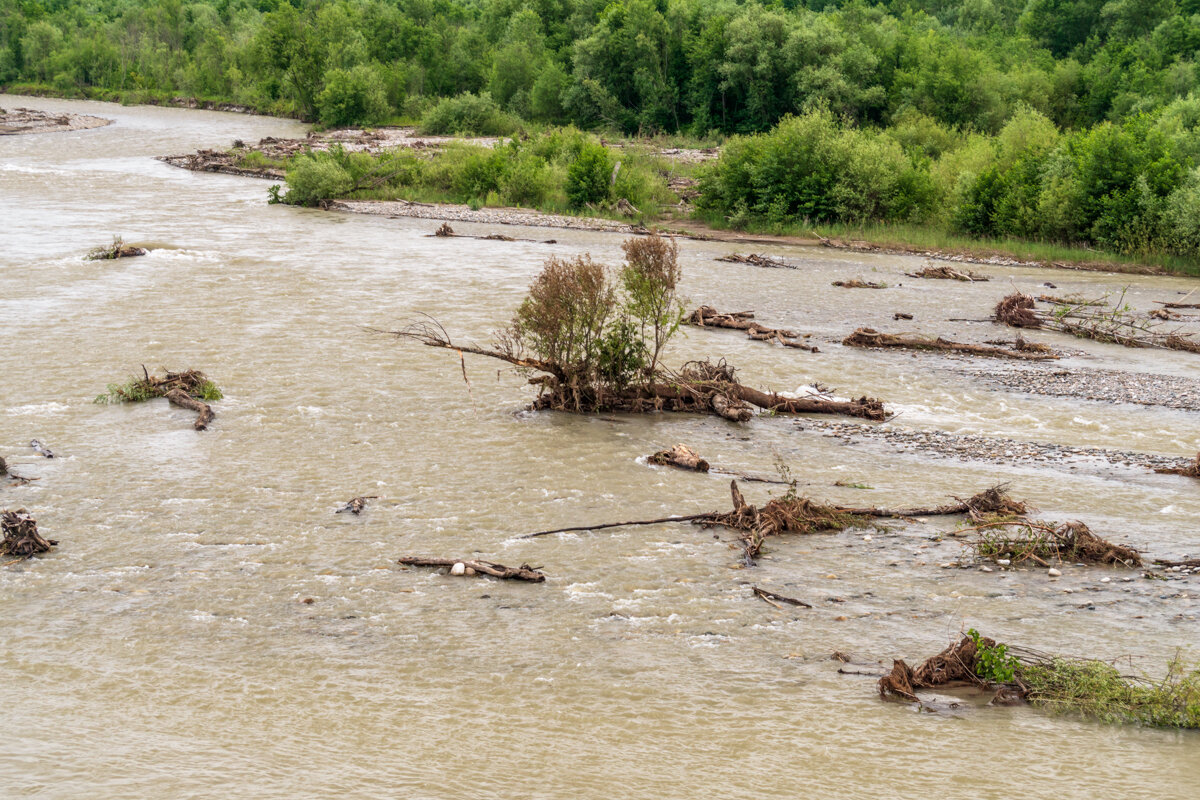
1;96;1198;799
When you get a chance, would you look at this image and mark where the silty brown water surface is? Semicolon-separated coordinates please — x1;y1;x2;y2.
1;95;1198;799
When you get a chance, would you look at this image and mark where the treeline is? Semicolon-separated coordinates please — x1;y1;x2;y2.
5;0;1200;257
4;0;1200;135
699;104;1200;256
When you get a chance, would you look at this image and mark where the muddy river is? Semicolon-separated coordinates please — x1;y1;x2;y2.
2;96;1197;798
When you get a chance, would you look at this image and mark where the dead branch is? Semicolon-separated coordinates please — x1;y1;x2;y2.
965;518;1141;567
841;486;1029;522
29;439;54;458
843;327;1059;360
397;556;546;582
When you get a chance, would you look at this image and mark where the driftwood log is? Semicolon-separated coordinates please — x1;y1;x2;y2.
29;439;54;458
650;444;709;472
751;585;812;608
164;389;213;430
688;306;818;352
398;556;546;582
1;509;57;559
833;279;885;289
843;328;1059;360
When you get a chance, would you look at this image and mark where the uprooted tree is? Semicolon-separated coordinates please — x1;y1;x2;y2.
879;630;1200;729
995;292;1200;353
386;235;888;422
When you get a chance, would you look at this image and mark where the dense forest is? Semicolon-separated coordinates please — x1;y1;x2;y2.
5;0;1200;258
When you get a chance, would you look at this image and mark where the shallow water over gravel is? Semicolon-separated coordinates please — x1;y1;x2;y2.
2;96;1198;800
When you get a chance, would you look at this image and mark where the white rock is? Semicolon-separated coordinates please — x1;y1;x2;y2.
450;562;467;576
980;566;993;573
863;534;873;542
1048;567;1062;577
997;559;1011;566
1100;577;1111;583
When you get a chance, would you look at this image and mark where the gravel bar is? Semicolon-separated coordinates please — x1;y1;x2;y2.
799;419;1195;472
961;364;1200;411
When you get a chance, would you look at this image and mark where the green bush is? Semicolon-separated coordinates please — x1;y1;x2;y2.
418;92;523;137
566;143;612;209
282;151;354;206
317;65;390;128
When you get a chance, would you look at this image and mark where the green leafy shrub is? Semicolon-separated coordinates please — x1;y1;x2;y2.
282;151;354;206
419;92;523;137
317;65;390;128
566;142;612;209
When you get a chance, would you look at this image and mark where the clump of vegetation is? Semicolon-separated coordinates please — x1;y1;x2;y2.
278;129;673;215
967;518;1142;567
95;368;222;405
86;235;146;260
418;92;522;137
881;631;1200;729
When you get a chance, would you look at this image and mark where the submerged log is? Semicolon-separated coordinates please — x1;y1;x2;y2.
650;444;709;472
29;439;54;458
164;389;214;430
398;556;546;582
336;495;379;515
843;328;1060;360
1;509;57;559
833;279;886;289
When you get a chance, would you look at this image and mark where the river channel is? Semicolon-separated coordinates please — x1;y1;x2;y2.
2;96;1197;798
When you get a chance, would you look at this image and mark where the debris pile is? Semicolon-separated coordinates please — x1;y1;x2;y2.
1;509;56;559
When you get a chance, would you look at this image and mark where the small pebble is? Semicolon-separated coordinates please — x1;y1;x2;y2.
980;566;993;573
1100;577;1111;583
1048;567;1062;577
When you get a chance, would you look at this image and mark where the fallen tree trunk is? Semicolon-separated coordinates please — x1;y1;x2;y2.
385;322;888;422
1;509;57;559
650;444;709;472
843;327;1059;360
688;306;819;352
996;292;1200;353
398;556;546;582
906;265;989;281
841;486;1028;521
715;253;800;269
164;388;214;430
